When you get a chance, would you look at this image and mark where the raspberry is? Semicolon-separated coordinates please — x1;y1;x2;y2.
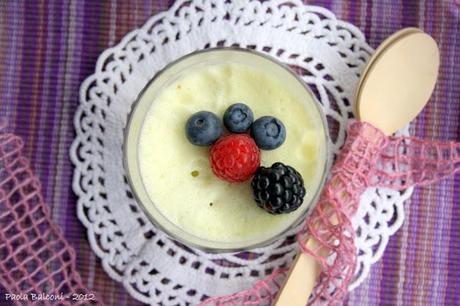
209;134;260;182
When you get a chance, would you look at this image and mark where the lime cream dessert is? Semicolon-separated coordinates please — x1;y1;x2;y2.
125;49;327;250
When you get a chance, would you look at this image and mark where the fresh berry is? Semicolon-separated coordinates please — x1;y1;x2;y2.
251;162;306;214
251;116;286;150
223;103;254;133
209;134;260;182
185;111;223;146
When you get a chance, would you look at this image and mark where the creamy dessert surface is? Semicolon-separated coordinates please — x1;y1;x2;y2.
138;63;326;244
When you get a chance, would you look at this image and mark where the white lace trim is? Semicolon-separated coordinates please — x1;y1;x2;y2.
70;0;413;304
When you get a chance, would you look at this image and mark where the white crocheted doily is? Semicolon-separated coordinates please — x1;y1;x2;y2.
70;0;413;305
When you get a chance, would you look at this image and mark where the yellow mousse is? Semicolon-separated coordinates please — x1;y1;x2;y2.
137;63;327;246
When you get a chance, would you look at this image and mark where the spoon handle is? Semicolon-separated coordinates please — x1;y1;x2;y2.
275;121;387;306
274;240;321;306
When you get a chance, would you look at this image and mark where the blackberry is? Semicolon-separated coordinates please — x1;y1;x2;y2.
251;162;306;214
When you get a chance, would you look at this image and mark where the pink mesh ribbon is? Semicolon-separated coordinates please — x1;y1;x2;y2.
374;136;460;189
0;123;104;305
201;120;460;306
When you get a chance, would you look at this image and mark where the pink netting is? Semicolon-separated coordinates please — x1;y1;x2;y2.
0;123;104;305
200;267;289;305
297;121;387;305
201;120;460;306
374;136;460;189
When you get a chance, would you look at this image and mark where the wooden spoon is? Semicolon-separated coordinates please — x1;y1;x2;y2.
274;29;439;306
355;27;421;113
357;31;439;134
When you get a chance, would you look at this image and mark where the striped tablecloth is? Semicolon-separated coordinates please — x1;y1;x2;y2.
0;1;458;305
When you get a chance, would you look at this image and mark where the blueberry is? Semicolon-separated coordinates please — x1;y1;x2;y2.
251;116;286;150
185;111;223;146
223;103;254;133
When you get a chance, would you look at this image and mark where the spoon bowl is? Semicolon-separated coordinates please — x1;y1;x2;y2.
357;31;440;135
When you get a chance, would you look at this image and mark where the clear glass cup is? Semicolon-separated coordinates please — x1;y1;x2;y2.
124;48;329;252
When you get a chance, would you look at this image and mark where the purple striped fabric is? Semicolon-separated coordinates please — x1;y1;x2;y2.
0;1;458;305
